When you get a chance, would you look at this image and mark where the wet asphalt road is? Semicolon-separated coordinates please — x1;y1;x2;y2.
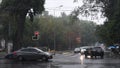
0;53;120;68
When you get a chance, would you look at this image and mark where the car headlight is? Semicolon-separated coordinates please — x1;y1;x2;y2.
44;52;51;56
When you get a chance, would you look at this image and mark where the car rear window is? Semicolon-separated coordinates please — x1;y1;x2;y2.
93;47;102;51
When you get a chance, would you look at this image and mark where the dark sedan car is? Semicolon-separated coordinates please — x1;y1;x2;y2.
5;47;53;61
84;47;104;59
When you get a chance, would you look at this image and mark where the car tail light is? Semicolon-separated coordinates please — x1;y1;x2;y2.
13;51;17;55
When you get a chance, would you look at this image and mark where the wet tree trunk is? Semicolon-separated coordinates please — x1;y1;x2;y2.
12;13;26;51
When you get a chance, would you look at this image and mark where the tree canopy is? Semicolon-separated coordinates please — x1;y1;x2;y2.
1;0;45;14
23;13;97;50
0;0;45;51
79;0;120;45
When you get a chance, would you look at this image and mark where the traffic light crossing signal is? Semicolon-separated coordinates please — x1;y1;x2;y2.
32;31;39;40
32;35;39;40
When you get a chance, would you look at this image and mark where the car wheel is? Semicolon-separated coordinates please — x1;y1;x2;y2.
85;55;87;58
95;56;97;59
91;55;93;59
42;56;48;61
18;56;24;61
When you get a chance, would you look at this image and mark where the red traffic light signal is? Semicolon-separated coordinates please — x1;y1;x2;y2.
32;31;40;40
34;31;39;35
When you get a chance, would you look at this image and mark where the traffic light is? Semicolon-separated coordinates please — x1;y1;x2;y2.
32;31;39;40
34;31;39;36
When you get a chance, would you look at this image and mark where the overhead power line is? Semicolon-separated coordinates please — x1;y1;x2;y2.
45;8;73;11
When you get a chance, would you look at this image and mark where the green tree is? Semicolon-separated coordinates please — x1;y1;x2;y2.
23;12;97;50
74;0;120;45
80;21;97;46
95;0;120;45
0;0;45;51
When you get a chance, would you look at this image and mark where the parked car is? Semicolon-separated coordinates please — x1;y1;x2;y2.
5;47;53;61
74;48;80;53
84;47;104;59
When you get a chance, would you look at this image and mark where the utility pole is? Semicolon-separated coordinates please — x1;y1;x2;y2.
53;5;63;52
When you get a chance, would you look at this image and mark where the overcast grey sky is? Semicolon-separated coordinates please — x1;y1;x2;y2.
0;0;105;24
45;0;106;24
0;0;2;3
45;0;83;16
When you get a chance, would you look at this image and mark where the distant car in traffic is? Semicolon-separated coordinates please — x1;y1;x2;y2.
84;47;104;59
5;47;53;61
80;47;89;54
74;48;80;53
74;46;94;53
